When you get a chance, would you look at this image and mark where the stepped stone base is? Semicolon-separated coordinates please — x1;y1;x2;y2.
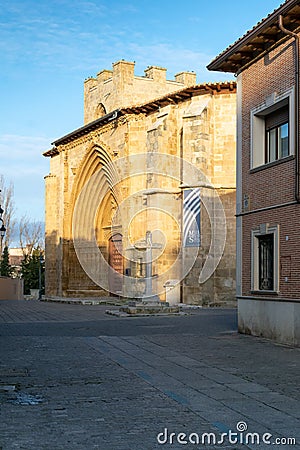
107;301;181;317
66;290;108;298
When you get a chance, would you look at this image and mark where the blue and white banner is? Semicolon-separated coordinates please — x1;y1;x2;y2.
183;188;201;247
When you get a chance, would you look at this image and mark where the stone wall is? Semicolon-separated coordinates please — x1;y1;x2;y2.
84;60;196;124
0;277;24;300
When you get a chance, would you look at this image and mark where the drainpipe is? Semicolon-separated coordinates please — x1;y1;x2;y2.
278;15;300;202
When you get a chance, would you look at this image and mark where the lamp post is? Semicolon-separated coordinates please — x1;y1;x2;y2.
0;191;6;255
38;252;45;300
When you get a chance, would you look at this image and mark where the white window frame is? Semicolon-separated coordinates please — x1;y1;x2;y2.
250;89;294;169
251;224;280;293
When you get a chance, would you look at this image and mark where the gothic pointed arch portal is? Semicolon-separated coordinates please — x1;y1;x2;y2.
67;144;122;296
71;152;228;300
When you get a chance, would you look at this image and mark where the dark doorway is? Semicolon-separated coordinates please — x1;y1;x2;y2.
108;234;123;295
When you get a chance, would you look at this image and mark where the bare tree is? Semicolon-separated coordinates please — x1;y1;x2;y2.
0;175;16;248
19;214;44;255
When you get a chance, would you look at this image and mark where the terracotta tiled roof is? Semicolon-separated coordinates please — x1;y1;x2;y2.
120;81;236;115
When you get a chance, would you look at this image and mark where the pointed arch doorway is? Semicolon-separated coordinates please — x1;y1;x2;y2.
108;233;123;296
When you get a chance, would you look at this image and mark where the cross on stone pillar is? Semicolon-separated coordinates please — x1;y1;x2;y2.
134;230;162;302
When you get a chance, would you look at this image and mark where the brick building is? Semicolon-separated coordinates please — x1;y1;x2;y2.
8;247;24;278
44;61;236;305
208;0;300;344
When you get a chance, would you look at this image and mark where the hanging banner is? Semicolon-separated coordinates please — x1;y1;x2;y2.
183;188;201;247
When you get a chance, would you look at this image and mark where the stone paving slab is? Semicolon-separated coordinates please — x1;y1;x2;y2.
86;336;300;449
1;337;210;450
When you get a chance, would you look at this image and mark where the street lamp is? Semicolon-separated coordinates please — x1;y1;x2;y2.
38;252;45;300
0;191;6;255
0;223;6;239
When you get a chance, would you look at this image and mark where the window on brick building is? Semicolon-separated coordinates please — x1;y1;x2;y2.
251;224;279;292
258;234;274;290
250;89;294;169
265;106;289;163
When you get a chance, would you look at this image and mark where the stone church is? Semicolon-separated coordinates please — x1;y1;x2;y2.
44;60;236;305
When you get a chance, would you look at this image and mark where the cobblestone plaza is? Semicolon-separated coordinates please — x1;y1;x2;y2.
0;300;299;449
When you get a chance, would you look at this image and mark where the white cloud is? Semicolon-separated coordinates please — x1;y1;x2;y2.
0;134;49;164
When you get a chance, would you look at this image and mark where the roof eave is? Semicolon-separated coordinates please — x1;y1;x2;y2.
207;0;300;73
51;109;121;147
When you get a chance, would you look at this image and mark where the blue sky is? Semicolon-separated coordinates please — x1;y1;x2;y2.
1;0;282;221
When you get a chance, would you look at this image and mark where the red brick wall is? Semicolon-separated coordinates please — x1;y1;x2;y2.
242;39;296;206
242;207;300;298
241;36;300;300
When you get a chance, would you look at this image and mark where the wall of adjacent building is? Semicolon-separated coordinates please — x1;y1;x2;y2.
240;37;298;299
237;33;300;344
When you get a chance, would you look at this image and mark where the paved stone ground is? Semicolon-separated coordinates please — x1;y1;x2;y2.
0;300;299;450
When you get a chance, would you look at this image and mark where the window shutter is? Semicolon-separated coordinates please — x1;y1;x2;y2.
265;106;289;130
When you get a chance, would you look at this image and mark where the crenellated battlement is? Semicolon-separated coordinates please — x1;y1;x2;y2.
84;60;197;124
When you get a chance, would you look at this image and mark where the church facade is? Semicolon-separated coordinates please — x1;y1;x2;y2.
44;60;236;305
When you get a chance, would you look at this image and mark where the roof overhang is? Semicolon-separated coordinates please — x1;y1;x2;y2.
207;0;300;74
43;147;59;157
